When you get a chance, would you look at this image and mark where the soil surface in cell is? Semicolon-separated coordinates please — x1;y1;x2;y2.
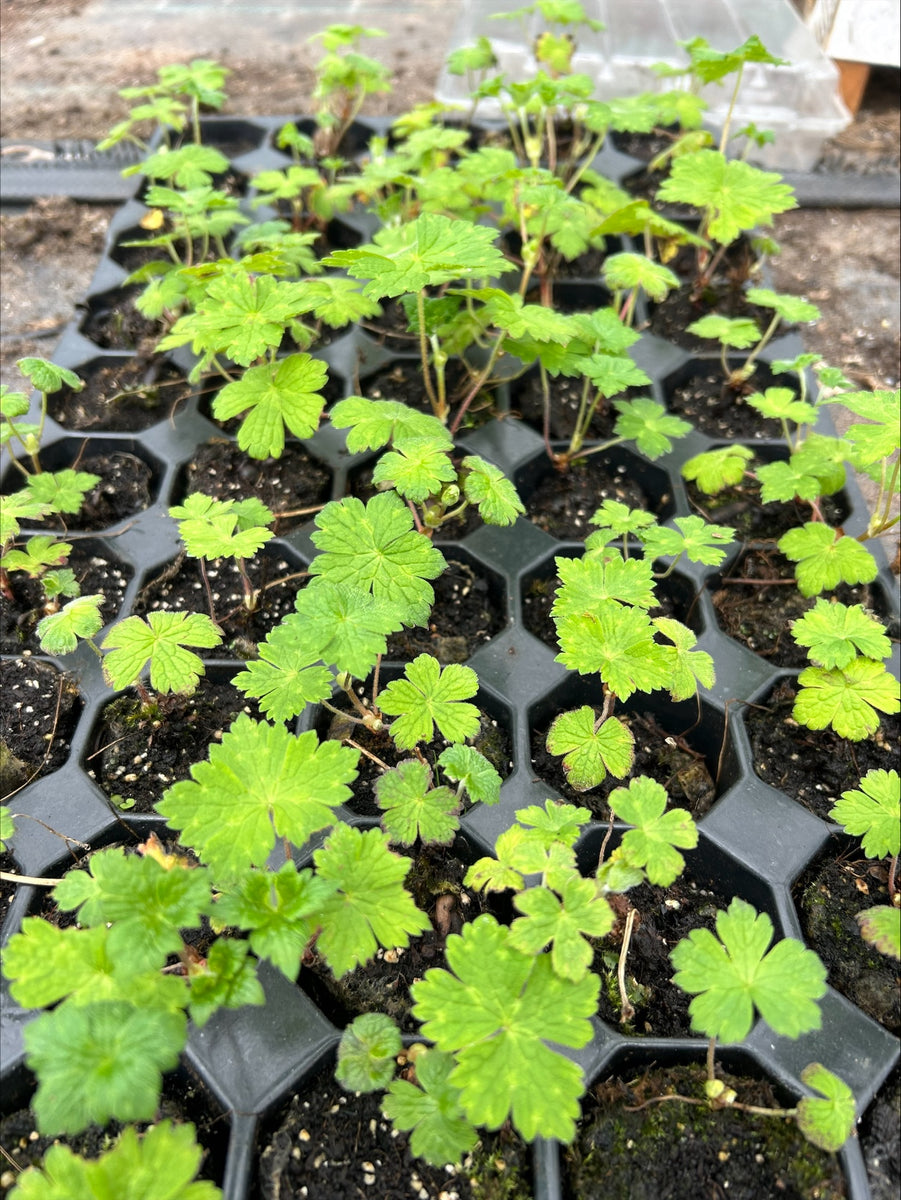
565;1063;847;1200
512;371;626;442
531;708;717;820
0;658;81;797
648;278;783;353
591;873;735;1037
666;363;789;439
745;680;900;820
524;456;663;541
182;441;332;531
383;554;505;662
0;540;131;654
685;475;849;543
134;548;308;658
78;286;164;354
860;1064;901;1200
21;451;155;532
257;1065;532;1200
299;839;489;1032
795;843;900;1032
710;548;896;667
360;358;497;426
88;679;262;813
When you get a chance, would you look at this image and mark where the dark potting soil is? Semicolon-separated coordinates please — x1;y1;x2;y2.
622;167;697;221
360;358;498;427
794;842;900;1032
0;658;81;798
383;554;506;663
648;280;781;353
257;1065;532;1200
666;364;788;440
521;558;703;653
511;370;621;442
77;285;163;353
46;358;193;432
26;452;155;532
299;839;489;1032
181;441;332;533
744;679;900;820
87;678;263;814
320;705;512;820
711;547;896;668
0;1077;228;1192
861;1064;901;1200
610;128;680;162
358;297;422;354
591;873;735;1037
523;455;665;541
564;1063;846;1200
0;539;132;654
530;709;717;820
133;548;309;659
111;235;217;276
686;476;850;543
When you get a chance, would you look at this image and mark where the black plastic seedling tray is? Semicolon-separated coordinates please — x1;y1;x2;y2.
1;115;898;1200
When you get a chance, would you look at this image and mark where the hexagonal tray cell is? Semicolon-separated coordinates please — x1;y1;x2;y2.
266;117;378;162
355;356;490;421
500;230;626;285
108;222;225;275
571;829;786;1038
662;355;798;441
564;1044;849;1200
0;658;83;797
76;286;162;353
1;535;133;655
683;443;851;544
742;674;900;822
131;541;312;660
793;835;900;1035
297;825;508;1033
311;668;514;819
708;545;898;670
381;545;510;664
254;1051;533;1200
515;443;675;542
194;117;270;160
2;437;163;533
509;361;646;443
46;355;196;432
0;1062;231;1193
528;674;739;821
521;547;704;652
171;439;334;536
84;664;264;814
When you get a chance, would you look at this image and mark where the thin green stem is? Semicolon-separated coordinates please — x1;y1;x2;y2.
416;291;443;419
718;64;745;153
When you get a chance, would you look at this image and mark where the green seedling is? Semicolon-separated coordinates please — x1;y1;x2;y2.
830;767;900;959
2;358;87;476
100;58;228;150
667;897;855;1152
685;288;821;388
336;1012;403;1093
168;493;277;617
308;24;392;157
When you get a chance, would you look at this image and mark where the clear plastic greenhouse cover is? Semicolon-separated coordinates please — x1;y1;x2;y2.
434;0;852;169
